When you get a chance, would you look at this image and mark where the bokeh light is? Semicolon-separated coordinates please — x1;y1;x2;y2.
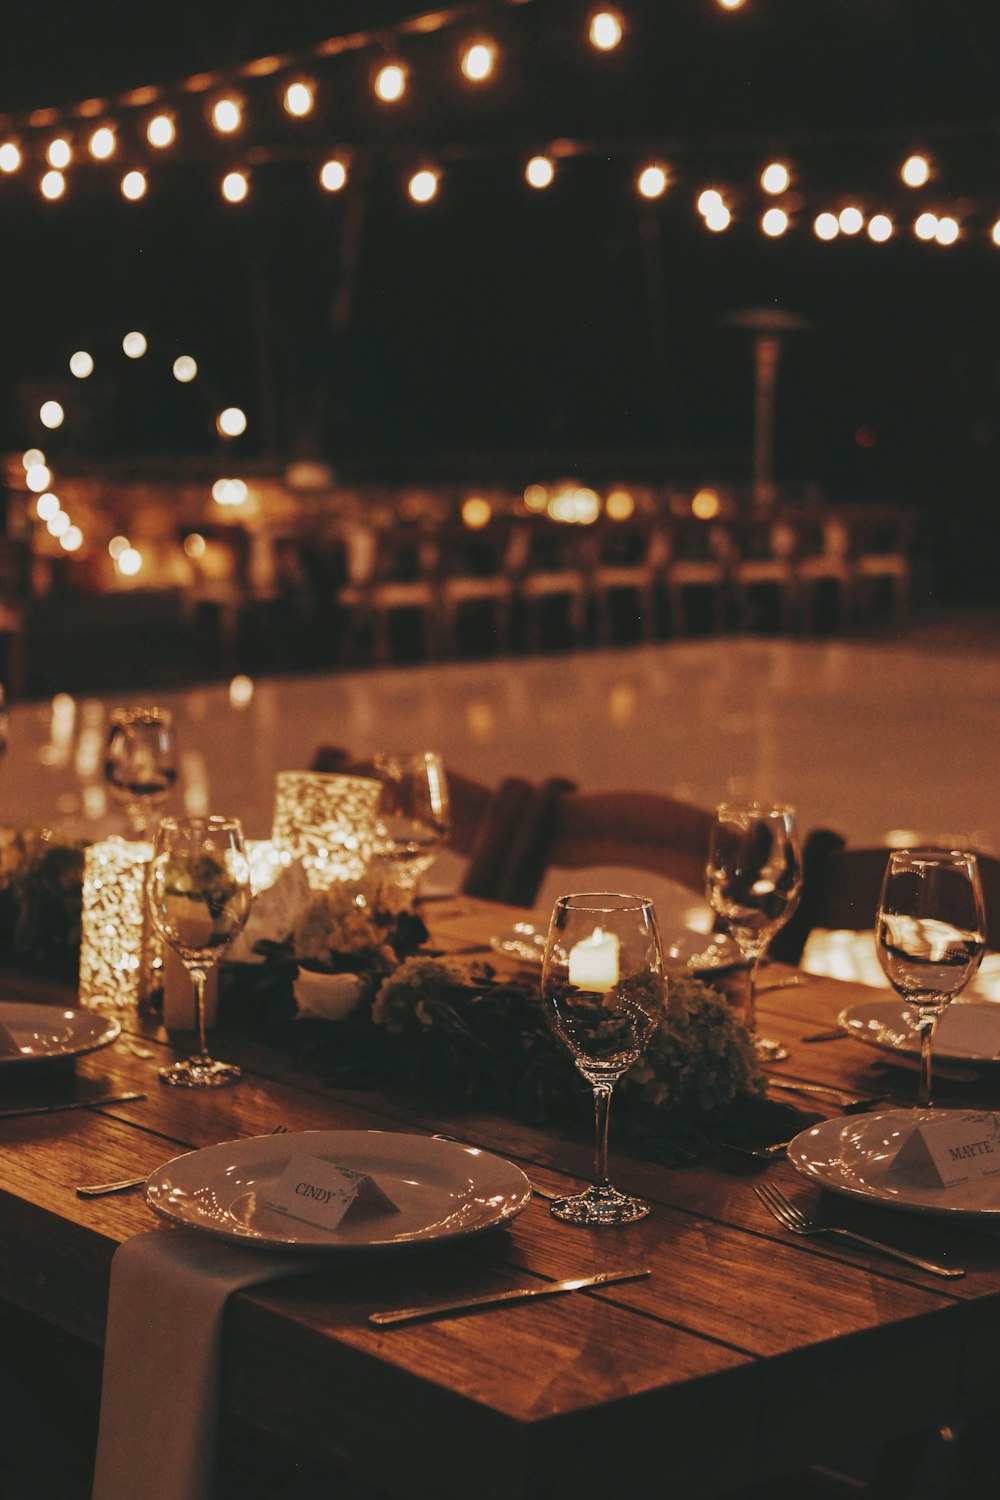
36;493;60;521
461;496;492;528
408;169;439;203
121;170;147;201
283;81;314;116
461;42;496;81
761;162;790;194
217;407;247;437
901;153;930;187
637;164;668;199
589;11;624;49
122;331;147;359
183;533;207;559
212;477;249;506
88;127;116;160
117;547;143;577
320;158;347;192
173;355;198;383
47;138;71;169
147;114;176;148
692;488;721;520
814;212;839;240
605;488;635;521
375;65;406;102
26;464;52;493
41;171;65;200
868;214;894;243
222;171;249;203
39;401;64;430
0;143;22;173
60;526;83;553
762;207;789;237
838;206;864;235
525;155;555;189
69;350;94;378
212;98;242;134
108;535;130;559
914;211;939;241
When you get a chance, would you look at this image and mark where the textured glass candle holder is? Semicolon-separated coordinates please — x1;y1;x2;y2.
271;772;380;888
79;836;160;1010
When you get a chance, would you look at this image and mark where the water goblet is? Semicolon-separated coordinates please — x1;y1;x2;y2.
876;848;986;1107
370;751;451;898
147;815;252;1087
706;801;802;1061
105;706;177;836
541;892;667;1226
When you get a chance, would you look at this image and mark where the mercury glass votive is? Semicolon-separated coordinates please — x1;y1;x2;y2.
271;772;380;888
79;835;160;1010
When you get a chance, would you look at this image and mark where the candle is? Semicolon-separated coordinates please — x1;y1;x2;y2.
568;926;620;991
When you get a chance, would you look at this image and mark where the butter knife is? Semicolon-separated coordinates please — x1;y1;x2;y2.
370;1267;650;1327
0;1091;146;1120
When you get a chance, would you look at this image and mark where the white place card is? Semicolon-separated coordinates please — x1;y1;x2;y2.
263;1153;400;1230
890;1112;1000;1187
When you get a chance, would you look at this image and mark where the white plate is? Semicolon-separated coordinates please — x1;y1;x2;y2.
839;997;1000;1066
788;1109;1000;1217
490;923;745;978
0;1002;120;1068
145;1129;532;1251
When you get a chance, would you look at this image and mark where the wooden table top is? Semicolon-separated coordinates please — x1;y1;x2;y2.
3;895;1000;1500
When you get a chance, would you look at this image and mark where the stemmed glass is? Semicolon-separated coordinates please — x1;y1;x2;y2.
541;893;667;1226
105;706;177;836
147;815;252;1087
706;801;802;1062
370;751;451;898
876;848;986;1108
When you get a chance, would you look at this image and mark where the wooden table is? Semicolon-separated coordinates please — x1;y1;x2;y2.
2;896;1000;1499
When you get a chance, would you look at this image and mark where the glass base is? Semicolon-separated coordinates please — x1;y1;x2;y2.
752;1033;789;1063
550;1183;649;1227
159;1056;242;1088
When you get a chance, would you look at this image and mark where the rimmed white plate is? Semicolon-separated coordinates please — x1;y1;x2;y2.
145;1129;532;1251
490;923;745;977
0;1002;120;1068
839;997;1000;1066
788;1109;1000;1217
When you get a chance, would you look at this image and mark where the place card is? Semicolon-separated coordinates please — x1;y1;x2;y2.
890;1112;1000;1187
263;1153;400;1230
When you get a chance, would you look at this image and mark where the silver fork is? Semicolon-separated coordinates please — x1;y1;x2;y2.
752;1182;964;1279
75;1124;291;1197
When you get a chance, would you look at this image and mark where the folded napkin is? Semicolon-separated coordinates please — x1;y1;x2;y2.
92;1229;333;1500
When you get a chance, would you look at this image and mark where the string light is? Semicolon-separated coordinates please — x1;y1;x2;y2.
22;450;45;470
47;138;72;169
47;511;70;538
838;206;864;235
69;350;94;378
461;496;492;528
637;164;668;199
868;214;893;242
901;154;930;188
374;64;407;102
461;42;496;81
320;158;348;192
408;168;439;203
212;98;242;134
814;212;839;240
117;547;143;577
36;493;60;521
217;406;247;437
914;211;939;241
88;126;116;160
39;401;64;430
108;535;130;559
121;170;147;201
0;143;21;172
936;215;959;245
172;355;198;382
525;155;554;189
762;207;788;237
122;331;147;359
761;162;790;194
60;526;83;553
222;170;249;202
704;202;731;231
212;478;249;506
147;114;176;148
283;81;314;117
605;488;635;520
41;171;65;200
589;11;624;50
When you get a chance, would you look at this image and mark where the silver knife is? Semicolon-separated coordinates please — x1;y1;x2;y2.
0;1091;146;1120
370;1268;651;1327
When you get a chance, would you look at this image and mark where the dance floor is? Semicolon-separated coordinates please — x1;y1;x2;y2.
3;627;997;985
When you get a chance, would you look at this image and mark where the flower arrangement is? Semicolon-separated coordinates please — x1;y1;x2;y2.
0;828;87;974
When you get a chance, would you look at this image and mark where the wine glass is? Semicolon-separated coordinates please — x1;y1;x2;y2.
370;751;451;898
876;848;986;1108
147;815;252;1087
706;801;802;1062
105;706;177;836
541;892;667;1226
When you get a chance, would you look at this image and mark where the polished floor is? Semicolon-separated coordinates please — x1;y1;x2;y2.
4;620;998;967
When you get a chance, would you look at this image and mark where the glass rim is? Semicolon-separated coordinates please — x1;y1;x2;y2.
885;846;980;866
553;891;656;914
110;704;172;726
156;814;243;834
715;799;796;819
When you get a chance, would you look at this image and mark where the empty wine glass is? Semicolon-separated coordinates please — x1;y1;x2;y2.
541;893;667;1226
876;848;986;1108
105;706;177;836
370;751;451;898
147;815;252;1087
706;801;802;1062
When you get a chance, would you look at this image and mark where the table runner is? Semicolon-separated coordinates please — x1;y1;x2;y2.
92;1229;336;1500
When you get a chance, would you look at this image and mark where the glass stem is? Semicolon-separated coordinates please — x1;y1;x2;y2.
191;969;209;1061
743;954;760;1036
917;1013;936;1109
592;1082;613;1189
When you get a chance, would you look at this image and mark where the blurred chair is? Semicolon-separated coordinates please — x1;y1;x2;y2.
729;515;800;633
770;830;1000;965
589;513;669;646
362;522;442;665
661;516;732;635
437;516;518;655
793;511;854;632
849;506;915;625
510;517;594;651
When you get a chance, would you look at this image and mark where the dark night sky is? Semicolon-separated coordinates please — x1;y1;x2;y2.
3;0;1000;525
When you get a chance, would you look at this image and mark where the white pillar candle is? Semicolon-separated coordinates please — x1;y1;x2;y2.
568;926;620;991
